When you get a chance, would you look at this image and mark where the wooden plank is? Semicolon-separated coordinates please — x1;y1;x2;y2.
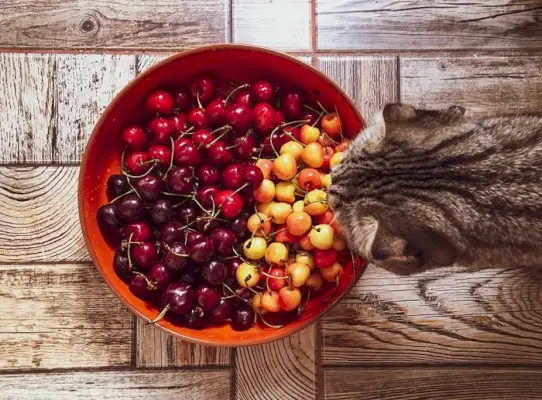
316;56;399;124
323;265;542;365
136;54;171;74
0;1;226;50
0;263;132;370
232;0;311;50
56;54;136;163
324;367;542;400
401;56;542;115
0;369;230;399
0;166;88;263
235;326;318;400
316;0;542;50
136;319;230;367
0;53;56;164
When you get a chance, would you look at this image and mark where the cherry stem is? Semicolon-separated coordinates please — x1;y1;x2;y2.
231;182;250;196
172;198;191;208
303;104;321;114
192;197;213;216
221;295;236;300
204;126;233;149
148;304;170;325
312;111;325;127
163;243;189;258
163;136;176;180
282;131;304;146
196;92;203;109
266;228;288;238
322;130;340;145
316;100;329;114
133;271;156;290
109;189;135;204
334;105;345;141
247;286;259;295
323;276;340;304
126;233;135;270
122;164;156;180
162;192;192;198
298;290;311;316
179;126;195;138
269;133;280;158
222;282;249;303
225;83;250;104
232;247;249;263
258;313;283;329
259;270;289;280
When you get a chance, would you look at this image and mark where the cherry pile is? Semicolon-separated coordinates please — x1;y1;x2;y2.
97;74;364;332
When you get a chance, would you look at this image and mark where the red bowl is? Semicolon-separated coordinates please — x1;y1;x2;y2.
79;44;365;347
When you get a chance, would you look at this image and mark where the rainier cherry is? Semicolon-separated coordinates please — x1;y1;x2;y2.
121;125;147;150
310;224;335;250
273;153;297;181
275;181;296;203
330;152;344;168
253;179;275;203
268;202;292;225
320;262;343;282
306;273;324;291
286;211;312;236
265;242;288;265
279;287;302;311
297;168;321;191
286;263;311;287
300;125;320;144
146;90;174;116
321;112;342;137
236;262;260;288
247;213;272;237
243;237;267;260
280;141;304;162
304;189;328;216
295;252;315;271
255;159;273;179
301;142;324;168
267;267;287;291
261;291;281;313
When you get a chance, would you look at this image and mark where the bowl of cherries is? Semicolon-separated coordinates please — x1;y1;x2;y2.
79;44;366;346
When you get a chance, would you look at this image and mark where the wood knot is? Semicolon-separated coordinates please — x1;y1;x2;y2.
439;61;448;71
77;13;100;37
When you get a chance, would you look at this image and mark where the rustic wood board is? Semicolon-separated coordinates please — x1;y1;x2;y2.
0;1;227;50
401;56;542;115
316;0;542;50
316;56;399;124
0;263;133;370
232;0;311;51
0;369;230;399
323;265;542;365
324;367;542;400
0;166;88;263
235;326;318;400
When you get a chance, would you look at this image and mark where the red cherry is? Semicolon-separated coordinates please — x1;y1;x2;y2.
192;129;215;148
221;163;246;190
313;249;338;268
148;145;171;169
283;126;301;141
187;107;207;129
174;140;201;166
322;145;335;170
196;165;220;186
167;166;194;194
197;185;220;208
124;152;149;175
243;165;264;188
207;140;232;166
252;81;274;103
235;89;253;108
124;222;152;242
233;135;255;160
302;109;318;125
261;131;285;157
281;90;304;119
131;242;158;269
215;190;244;219
146;90;174;116
205;97;227;125
186;230;205;246
148;117;176;145
253;103;277;134
274;110;285;126
174;89;191;111
267;267;287;291
121;125;147;150
189;75;215;105
171;113;188;133
226;105;252;134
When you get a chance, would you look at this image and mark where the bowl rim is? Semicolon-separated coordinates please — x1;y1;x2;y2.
78;43;365;347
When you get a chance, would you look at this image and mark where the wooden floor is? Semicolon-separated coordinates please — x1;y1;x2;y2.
1;1;542;399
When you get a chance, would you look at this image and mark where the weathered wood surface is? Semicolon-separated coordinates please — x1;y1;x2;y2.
316;0;542;50
401;56;542;115
0;166;88;263
235;326;318;400
0;1;227;50
323;265;542;365
0;263;133;370
0;369;231;400
324;367;542;400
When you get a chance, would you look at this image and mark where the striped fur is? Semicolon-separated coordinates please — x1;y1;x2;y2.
329;104;542;275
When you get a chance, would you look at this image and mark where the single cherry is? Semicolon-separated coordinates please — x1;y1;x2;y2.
207;140;232;166
171;113;188;133
221;163;245;190
97;204;121;232
124;152;149;175
228;257;243;276
232;135;255;160
148;145;171;169
113;249;131;281
231;306;255;331
243;165;264;188
149;262;173;290
129;274;152;299
107;174;130;201
189;75;215;105
205;98;227;125
252;81;274;103
146;90;174;116
196;284;221;311
131;242;158;269
189;236;215;263
162;281;196;315
174;140;201;167
167;166;194;194
178;204;198;224
162;242;189;271
151;199;173;225
135;173;163;202
196;185;220;208
253;103;277;134
124;222;152;242
161;221;184;244
235;89;253;108
215;190;244;219
192;129;215;148
174;89;191;111
210;228;236;256
121;125;147;150
184;306;206;329
226;105;252;134
201;260;228;285
117;194;142;220
148;117;176;145
210;298;233;323
196;165;220;186
187;107;207;129
186;230;205;246
281;90;304;119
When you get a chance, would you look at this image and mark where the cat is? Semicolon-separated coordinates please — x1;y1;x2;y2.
328;103;542;275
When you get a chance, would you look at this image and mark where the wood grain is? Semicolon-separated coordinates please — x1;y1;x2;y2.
235;326;318;400
401;56;542;115
0;263;132;370
317;56;399;124
136;319;230;367
0;166;88;263
324;367;542;400
233;0;311;50
0;1;226;50
316;0;542;50
136;54;171;74
323;265;542;365
0;369;230;399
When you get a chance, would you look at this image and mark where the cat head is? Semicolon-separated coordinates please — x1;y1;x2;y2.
328;104;466;275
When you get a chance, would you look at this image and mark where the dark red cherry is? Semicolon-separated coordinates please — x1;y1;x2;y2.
220;163;245;190
252;81;274;103
113;249;131;281
205;97;227;125
302;109;318;125
189;236;214;263
261;133;284;157
131;242;158;269
231;215;248;238
184;306;206;329
196;284;221;311
201;260;228;285
129;274;152;299
174;89;191;111
189;75;215;105
124;152;149;175
281;90;304;119
195;216;220;233
167;166;194;194
124;222;152;242
171;113;188;133
135;173;163;202
174;141;201;166
148;145;171;169
243;191;256;210
207;140;232;166
107;174;130;201
274;110;285;126
196;185;219;209
178;204;198;224
215;190;243;219
187;107;207;129
226;105;252;134
151;199;173;225
121;125;147;150
149;262;173;291
117;194;142;220
186;230;204;246
196;165;220;186
146;90;174;116
243;165;264;188
210;298;233;323
228;257;243;277
161;221;184;244
234;88;253;108
283;126;301;141
232;135;255;160
162;242;189;272
232;306;255;331
210;228;237;256
180;266;200;286
148;117;176;145
192;129;215;148
162;281;195;315
97;204;121;231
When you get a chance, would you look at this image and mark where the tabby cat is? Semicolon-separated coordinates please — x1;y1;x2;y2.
329;104;542;275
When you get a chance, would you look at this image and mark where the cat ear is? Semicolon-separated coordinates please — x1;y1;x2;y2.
370;222;422;272
382;103;418;124
439;105;466;124
383;103;466;125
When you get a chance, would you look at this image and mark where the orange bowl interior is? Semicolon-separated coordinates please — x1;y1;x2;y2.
79;44;365;346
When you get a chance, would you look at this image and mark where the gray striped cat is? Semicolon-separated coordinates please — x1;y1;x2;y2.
329;104;542;275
